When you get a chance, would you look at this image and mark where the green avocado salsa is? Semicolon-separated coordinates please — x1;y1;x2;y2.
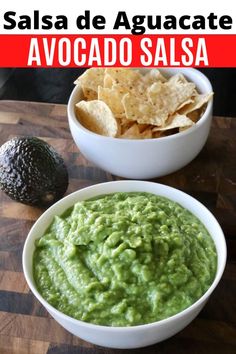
33;192;217;326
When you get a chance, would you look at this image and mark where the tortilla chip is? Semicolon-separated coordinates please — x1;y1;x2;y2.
148;78;196;118
103;73;114;88
179;126;189;132
122;93;165;126
116;114;129;122
120;123;140;139
152;130;162;138
152;113;194;131
179;93;213;115
116;116;134;135
169;73;188;84
176;97;194;111
98;86;125;116
82;87;97;101
138;123;151;133
105;68;142;88
76;100;118;137
186;110;201;123
119;123;152;139
142;69;167;85
140;127;152;139
75;68;105;93
103;69;153;102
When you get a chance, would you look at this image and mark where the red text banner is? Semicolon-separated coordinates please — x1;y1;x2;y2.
0;34;235;67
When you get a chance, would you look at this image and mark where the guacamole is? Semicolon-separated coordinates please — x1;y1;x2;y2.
33;192;217;326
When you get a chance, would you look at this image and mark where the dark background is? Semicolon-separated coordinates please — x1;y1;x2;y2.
0;68;236;117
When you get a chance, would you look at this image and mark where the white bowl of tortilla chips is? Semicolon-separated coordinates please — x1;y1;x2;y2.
68;68;213;179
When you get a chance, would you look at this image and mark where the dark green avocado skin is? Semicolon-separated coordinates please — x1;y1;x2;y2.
0;137;69;207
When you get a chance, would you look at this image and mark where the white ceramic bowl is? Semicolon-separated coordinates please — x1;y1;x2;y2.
23;181;226;349
68;68;213;179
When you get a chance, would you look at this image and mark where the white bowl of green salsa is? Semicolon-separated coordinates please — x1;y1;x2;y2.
23;181;226;349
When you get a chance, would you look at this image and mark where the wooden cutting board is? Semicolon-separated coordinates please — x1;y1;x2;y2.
0;100;235;354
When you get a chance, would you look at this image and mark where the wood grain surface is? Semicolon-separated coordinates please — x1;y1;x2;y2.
0;100;235;354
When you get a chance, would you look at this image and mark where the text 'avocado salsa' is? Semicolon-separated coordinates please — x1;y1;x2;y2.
33;192;217;326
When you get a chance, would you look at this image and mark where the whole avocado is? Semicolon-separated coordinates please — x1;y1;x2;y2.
0;136;69;207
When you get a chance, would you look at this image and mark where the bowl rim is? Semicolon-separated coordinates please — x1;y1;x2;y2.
67;68;213;143
23;180;226;331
